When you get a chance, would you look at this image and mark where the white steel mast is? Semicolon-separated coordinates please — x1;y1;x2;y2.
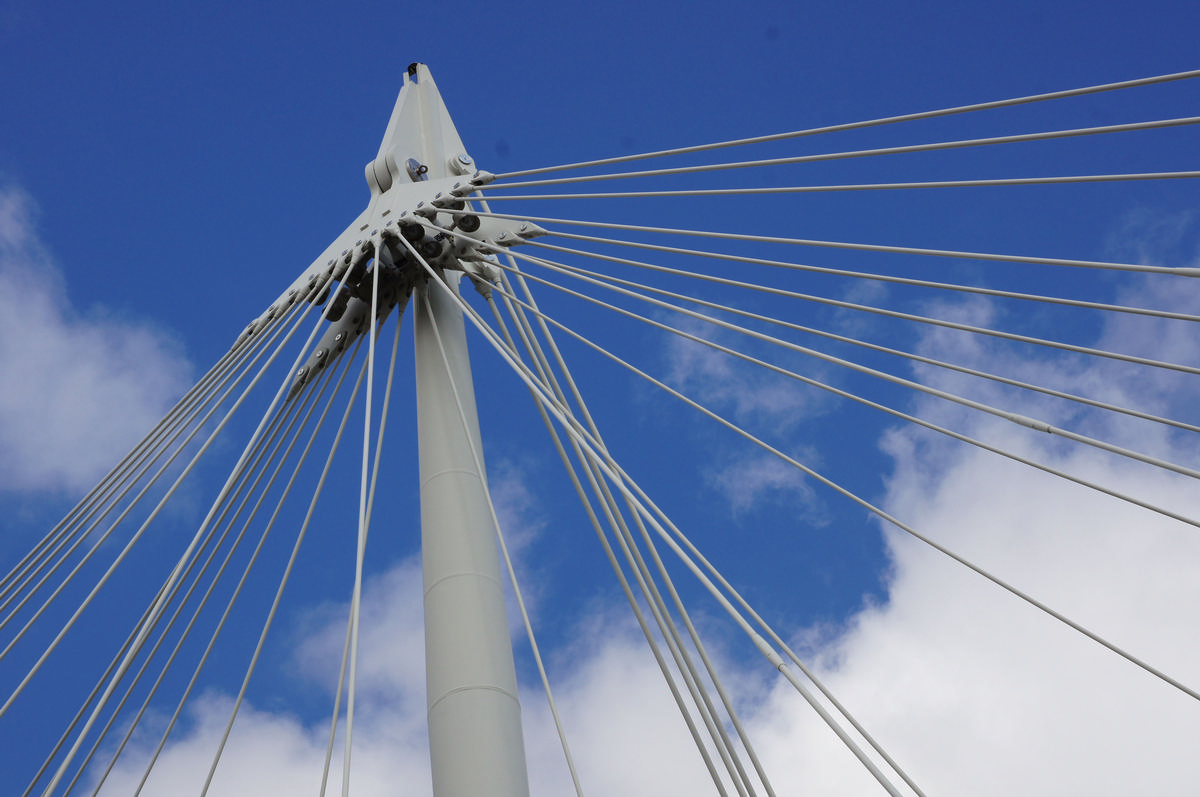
378;64;531;796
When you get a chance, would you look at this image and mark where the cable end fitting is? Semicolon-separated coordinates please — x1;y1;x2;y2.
469;170;496;187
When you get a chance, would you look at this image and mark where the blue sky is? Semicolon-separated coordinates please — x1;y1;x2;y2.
2;1;1200;794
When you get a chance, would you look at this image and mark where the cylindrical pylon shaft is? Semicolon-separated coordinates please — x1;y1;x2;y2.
413;275;530;797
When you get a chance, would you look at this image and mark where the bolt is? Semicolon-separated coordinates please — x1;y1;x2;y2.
458;154;472;165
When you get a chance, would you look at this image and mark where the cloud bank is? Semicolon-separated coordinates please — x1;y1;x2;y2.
0;185;193;494
89;248;1200;794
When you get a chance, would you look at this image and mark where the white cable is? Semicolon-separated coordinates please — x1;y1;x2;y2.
414;261;913;796
78;391;317;795
199;348;374;797
1;286;322;719
486;293;733;796
342;235;385;797
496;269;775;796
490;280;1200;704
0;318;283;632
505;238;1200;377
481;170;1200;200
86;361;349;797
0;298;303;642
319;611;353;797
494;264;899;795
418;285;587;797
497;262;1200;531
38;269;343;796
531;234;1200;323
32;324;310;796
492;115;1200;189
475;292;912;796
0;342;242;602
529;253;1200;435
19;606;156;797
319;310;407;797
467;209;1200;278
495;69;1200;178
397;230;591;796
503;252;1200;481
492;281;757;796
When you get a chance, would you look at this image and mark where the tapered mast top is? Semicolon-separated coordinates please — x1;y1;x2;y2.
365;62;476;197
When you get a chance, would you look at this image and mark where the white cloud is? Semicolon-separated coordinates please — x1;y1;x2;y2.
97;558;433;797
1103;207;1199;269
523;611;735;795
705;449;826;522
100;694;357;796
749;278;1200;795
534;275;1200;795
660;312;839;522
662;314;829;431
93;461;554;796
0;185;193;494
90;262;1200;795
94;418;1200;796
830;277;891;338
760;434;1200;795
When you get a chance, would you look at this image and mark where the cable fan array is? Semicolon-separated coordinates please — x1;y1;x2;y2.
2;68;1199;796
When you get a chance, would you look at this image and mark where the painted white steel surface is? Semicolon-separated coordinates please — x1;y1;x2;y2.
415;276;530;797
394;65;529;797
